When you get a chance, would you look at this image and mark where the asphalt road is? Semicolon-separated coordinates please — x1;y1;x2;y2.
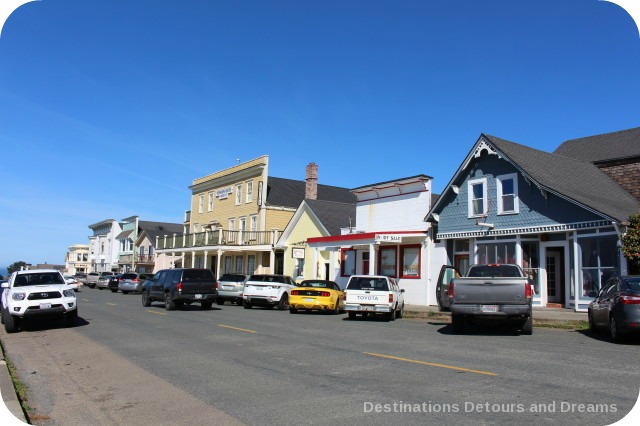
2;288;639;425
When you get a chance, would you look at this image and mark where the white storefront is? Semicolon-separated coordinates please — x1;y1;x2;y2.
307;175;446;306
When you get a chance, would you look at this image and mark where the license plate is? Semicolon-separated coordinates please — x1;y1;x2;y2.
195;294;203;299
481;305;498;313
40;303;52;309
304;298;314;302
362;306;374;311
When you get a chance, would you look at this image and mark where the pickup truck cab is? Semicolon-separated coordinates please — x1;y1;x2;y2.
343;275;405;321
242;275;296;310
1;269;78;333
141;268;217;310
440;264;533;334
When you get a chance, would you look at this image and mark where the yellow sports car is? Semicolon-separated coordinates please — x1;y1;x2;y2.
289;280;344;314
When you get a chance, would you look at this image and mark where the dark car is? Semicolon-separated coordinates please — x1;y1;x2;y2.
108;274;124;292
141;268;217;311
588;275;640;342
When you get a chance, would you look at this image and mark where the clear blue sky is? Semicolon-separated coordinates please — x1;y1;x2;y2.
0;0;639;267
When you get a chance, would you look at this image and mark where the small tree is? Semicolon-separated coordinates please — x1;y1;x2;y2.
7;261;28;275
621;213;640;273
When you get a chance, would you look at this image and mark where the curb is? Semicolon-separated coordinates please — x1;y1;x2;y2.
403;311;589;329
0;347;28;424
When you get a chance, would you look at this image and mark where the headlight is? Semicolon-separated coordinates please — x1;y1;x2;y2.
63;289;76;298
12;293;26;301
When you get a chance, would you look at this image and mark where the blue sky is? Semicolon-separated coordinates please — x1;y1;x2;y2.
0;0;639;267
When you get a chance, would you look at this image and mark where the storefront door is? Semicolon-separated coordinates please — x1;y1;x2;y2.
546;249;563;304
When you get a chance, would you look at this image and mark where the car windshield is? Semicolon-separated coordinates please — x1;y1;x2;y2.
298;281;332;289
467;265;521;278
14;273;65;286
220;274;246;282
347;277;388;291
625;278;640;292
122;273;137;279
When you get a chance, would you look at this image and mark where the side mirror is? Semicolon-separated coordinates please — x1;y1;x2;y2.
587;291;597;298
400;289;405;293
1;282;8;288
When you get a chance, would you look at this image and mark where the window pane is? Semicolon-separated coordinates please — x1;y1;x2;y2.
473;183;483;199
473;199;484;216
379;248;397;277
402;247;419;277
502;195;515;212
501;178;514;195
343;250;355;276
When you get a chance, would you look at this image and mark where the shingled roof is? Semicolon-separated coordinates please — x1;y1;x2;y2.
265;177;356;208
484;134;639;223
305;200;356;236
554;127;640;163
138;221;184;242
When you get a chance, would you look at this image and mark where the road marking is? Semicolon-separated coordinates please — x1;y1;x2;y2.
106;303;117;306
146;310;167;316
81;299;89;302
363;352;498;376
218;324;256;334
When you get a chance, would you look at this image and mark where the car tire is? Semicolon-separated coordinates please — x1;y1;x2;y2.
201;301;213;310
332;301;340;315
0;308;4;325
610;315;624;343
110;289;118;293
588;311;596;333
122;291;129;295
216;299;225;305
98;287;103;290
387;306;396;322
141;292;151;307
397;303;405;319
164;293;176;311
451;314;465;333
289;308;298;314
4;310;19;333
348;312;357;320
521;316;533;335
243;301;252;309
66;309;78;327
277;294;289;311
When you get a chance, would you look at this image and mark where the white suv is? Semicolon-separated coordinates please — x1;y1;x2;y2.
343;275;405;321
243;274;296;310
1;269;78;333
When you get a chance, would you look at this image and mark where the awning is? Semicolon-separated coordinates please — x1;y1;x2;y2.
115;230;133;240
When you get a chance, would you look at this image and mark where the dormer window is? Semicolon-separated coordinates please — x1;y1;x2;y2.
497;173;519;214
468;178;487;218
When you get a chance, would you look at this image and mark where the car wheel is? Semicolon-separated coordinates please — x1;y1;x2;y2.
397;303;405;319
610;315;624;343
164;293;176;311
277;294;289;311
216;299;225;305
243;301;252;309
0;308;4;325
201;301;213;310
521;316;533;335
588;311;596;333
98;287;103;290
122;291;129;295
348;312;357;320
387;306;396;322
141;292;151;307
110;289;118;293
289;307;298;314
332;300;340;315
66;309;78;327
451;314;465;333
4;310;19;333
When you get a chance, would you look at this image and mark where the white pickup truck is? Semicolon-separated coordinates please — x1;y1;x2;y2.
1;269;78;333
343;275;405;321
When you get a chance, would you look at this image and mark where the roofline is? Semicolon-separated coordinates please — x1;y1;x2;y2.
88;219;117;229
351;174;432;191
308;230;426;244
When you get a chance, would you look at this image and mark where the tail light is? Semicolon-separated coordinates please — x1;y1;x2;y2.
177;282;183;292
214;281;218;290
525;283;532;300
291;290;299;296
618;294;640;305
132;278;138;283
321;291;330;297
448;282;454;299
389;294;393;303
343;291;347;299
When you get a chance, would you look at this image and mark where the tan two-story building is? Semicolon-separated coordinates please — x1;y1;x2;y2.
155;156;355;278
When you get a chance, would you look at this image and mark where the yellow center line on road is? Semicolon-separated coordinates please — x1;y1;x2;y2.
145;310;167;316
363;352;498;377
106;303;117;306
218;324;257;334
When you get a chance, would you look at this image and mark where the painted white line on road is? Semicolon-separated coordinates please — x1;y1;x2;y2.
145;310;167;316
81;299;89;302
106;303;117;306
364;352;498;377
218;324;256;334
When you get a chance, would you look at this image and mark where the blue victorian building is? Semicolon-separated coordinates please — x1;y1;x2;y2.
426;129;640;311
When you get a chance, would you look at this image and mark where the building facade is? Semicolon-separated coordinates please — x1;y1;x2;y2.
64;244;89;275
88;219;121;273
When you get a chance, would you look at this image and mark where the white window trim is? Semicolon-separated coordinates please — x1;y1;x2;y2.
198;194;204;213
235;183;242;205
496;173;519;215
208;191;214;212
246;180;253;203
467;177;488;218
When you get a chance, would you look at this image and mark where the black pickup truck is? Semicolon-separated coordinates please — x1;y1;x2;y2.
141;268;217;310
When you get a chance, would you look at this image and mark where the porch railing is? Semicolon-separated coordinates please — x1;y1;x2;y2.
156;230;276;250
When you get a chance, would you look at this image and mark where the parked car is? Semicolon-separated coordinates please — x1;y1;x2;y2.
141;268;217;310
0;279;7;309
119;273;152;294
64;275;80;291
442;264;533;335
216;273;247;305
75;273;87;285
242;274;296;310
97;273;115;290
0;269;78;333
343;275;405;321
108;274;123;292
588;275;640;342
86;272;100;288
289;279;344;314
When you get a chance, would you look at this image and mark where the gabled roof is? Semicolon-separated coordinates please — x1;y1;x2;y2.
427;134;639;223
265;177;356;208
305;200;356;236
554;127;640;163
138;221;184;243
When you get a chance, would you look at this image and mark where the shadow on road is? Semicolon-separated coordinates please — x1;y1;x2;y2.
575;329;640;346
17;316;90;332
436;321;524;336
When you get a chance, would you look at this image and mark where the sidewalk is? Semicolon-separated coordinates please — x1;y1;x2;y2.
0;353;27;424
404;304;588;323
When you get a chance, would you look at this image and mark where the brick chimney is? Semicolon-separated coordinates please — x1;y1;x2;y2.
305;162;318;200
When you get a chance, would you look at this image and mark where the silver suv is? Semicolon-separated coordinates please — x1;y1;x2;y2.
216;274;247;305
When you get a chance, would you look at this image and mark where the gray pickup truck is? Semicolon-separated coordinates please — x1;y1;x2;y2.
437;264;533;335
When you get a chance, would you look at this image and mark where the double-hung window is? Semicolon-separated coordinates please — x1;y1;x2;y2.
246;181;253;203
497;173;519;214
235;183;242;205
468;178;487;218
208;191;214;212
199;194;204;213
